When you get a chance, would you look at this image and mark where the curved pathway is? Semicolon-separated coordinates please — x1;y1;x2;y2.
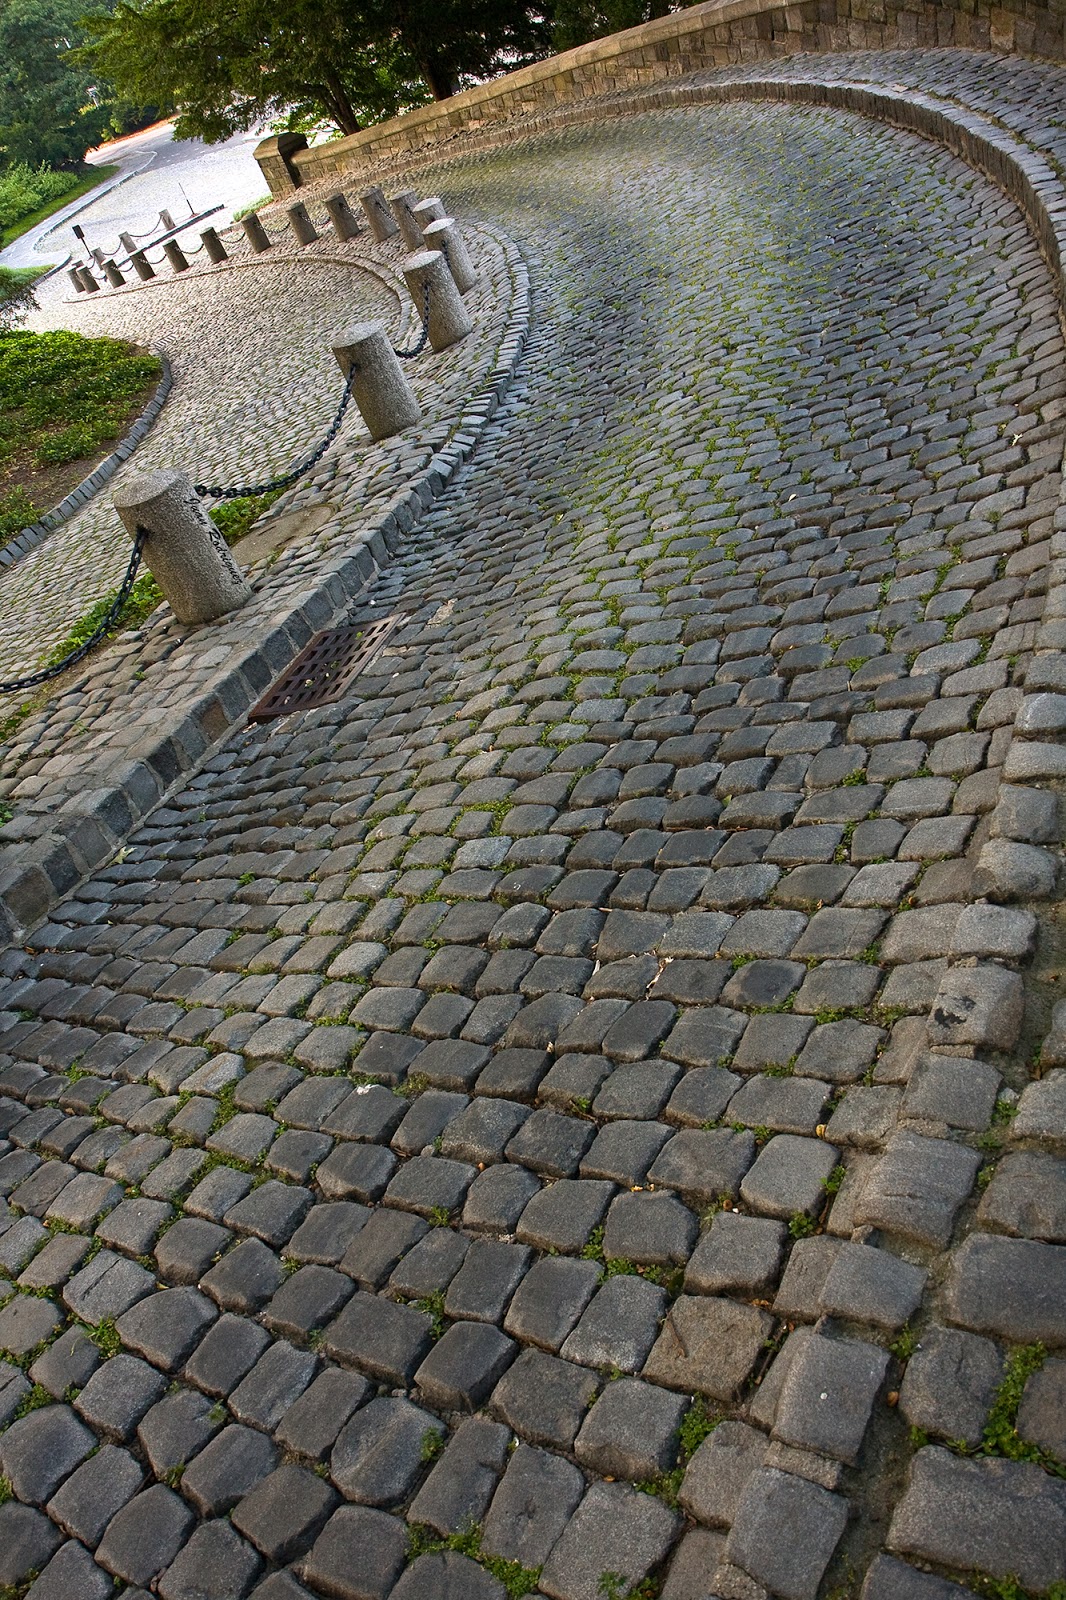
0;95;1064;1600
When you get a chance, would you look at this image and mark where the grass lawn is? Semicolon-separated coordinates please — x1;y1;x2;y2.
0;328;162;548
1;164;119;247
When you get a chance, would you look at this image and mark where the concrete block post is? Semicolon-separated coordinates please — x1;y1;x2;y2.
402;250;472;352
163;241;189;273
331;323;422;441
131;251;155;281
412;197;447;232
421;218;478;294
286;202;318;245
359;186;398;243
119;231;136;254
324;193;361;241
201;227;228;264
113;469;252;625
91;247;106;266
390;190;424;251
68;268;85;293
159;209;176;230
241;213;272;253
79;267;101;292
103;259;126;288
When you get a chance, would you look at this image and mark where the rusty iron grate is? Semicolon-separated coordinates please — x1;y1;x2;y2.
248;612;406;722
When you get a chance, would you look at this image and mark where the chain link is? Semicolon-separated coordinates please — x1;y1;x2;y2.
194;370;356;502
0;526;149;697
394;279;431;361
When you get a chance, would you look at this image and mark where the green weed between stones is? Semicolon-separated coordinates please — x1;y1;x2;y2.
405;1523;541;1597
979;1344;1065;1476
635;1395;721;1507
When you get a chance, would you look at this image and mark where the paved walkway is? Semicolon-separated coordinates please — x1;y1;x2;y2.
1;60;1066;1600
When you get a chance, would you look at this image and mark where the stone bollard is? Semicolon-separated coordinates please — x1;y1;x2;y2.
402;250;472;353
159;208;176;230
412;197;446;232
286;202;318;246
68;268;85;293
164;241;189;273
324;193;361;242
421;218;478;294
331;323;422;441
131;251;155;281
201;227;228;264
91;247;106;266
103;259;126;288
113;469;252;624
119;231;137;255
242;212;272;253
79;267;101;292
359;186;398;243
390;190;424;251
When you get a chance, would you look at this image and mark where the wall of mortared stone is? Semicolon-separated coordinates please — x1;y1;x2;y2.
254;0;1066;196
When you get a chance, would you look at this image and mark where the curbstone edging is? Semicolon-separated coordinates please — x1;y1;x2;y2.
0;354;173;574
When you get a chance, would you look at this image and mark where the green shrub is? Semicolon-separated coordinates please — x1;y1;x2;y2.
0;163;80;232
0;266;41;329
0;486;37;542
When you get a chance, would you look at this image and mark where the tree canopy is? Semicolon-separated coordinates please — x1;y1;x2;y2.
79;0;554;142
0;0;113;166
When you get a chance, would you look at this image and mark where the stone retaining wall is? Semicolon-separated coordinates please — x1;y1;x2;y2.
255;0;1066;197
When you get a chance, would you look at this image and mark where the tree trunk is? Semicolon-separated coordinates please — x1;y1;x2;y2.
420;54;456;100
322;67;360;133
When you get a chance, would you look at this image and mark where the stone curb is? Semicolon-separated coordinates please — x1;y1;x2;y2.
0;227;531;941
0;355;173;574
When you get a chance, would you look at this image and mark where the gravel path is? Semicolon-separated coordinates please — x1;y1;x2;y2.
0;87;1065;1600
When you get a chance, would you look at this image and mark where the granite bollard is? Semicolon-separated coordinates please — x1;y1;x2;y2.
103;260;126;288
286;202;318;246
324;193;362;242
79;267;101;293
201;228;228;264
390;190;425;251
241;213;272;254
113;469;253;624
163;241;189;273
131;251;155;281
331;323;422;441
402;250;473;352
359;186;398;243
68;268;85;293
422;218;478;294
412;197;447;233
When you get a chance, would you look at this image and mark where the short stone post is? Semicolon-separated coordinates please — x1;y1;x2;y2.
68;268;85;293
324;193;361;241
402;250;472;352
422;218;477;294
119;231;137;254
201;227;228;264
331;323;422;441
163;241;189;273
412;197;446;232
286;202;318;245
131;251;155;281
79;266;101;292
359;186;398;242
242;213;271;253
91;247;106;266
159;208;176;230
390;190;424;251
103;259;126;288
113;469;252;624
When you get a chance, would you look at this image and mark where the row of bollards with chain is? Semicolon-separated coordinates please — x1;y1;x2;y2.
0;188;483;696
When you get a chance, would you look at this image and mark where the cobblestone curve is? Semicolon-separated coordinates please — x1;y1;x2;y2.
0;249;401;685
2;101;1066;1600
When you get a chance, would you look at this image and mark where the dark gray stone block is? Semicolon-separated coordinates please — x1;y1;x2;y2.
408;1416;511;1536
300;1505;408;1600
74;1352;166;1439
415;1318;517;1410
180;1423;279;1515
231;1464;338;1563
274;1366;370;1461
96;1485;196;1587
158;1519;262;1600
725;1468;848;1600
489;1347;599;1450
46;1441;144;1544
539;1481;680;1600
330;1395;444;1507
116;1286;217;1370
0;1503;63;1587
482;1442;585;1567
0;1403;96;1503
574;1376;688;1481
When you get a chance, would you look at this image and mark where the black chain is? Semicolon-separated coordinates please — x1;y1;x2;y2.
0;526;149;696
394;279;431;360
194;371;356;502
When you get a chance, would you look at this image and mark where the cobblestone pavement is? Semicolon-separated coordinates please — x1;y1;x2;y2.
1;92;1066;1600
0;248;403;685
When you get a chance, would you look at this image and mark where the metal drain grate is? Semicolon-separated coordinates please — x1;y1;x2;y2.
247;612;406;722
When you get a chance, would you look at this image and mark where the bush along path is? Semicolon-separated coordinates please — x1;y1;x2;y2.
0;95;1066;1600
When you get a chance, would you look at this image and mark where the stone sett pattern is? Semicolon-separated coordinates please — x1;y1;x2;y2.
1;82;1066;1600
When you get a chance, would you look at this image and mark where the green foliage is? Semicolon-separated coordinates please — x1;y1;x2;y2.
420;1427;445;1463
405;1523;540;1596
822;1164;847;1196
84;1316;121;1358
415;1290;447;1340
0;328;160;453
787;1211;818;1239
0;0;113;167
890;1323;918;1363
980;1343;1065;1474
0;265;41;329
207;489;281;546
14;1382;56;1418
0;1475;11;1505
0;161;79;231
